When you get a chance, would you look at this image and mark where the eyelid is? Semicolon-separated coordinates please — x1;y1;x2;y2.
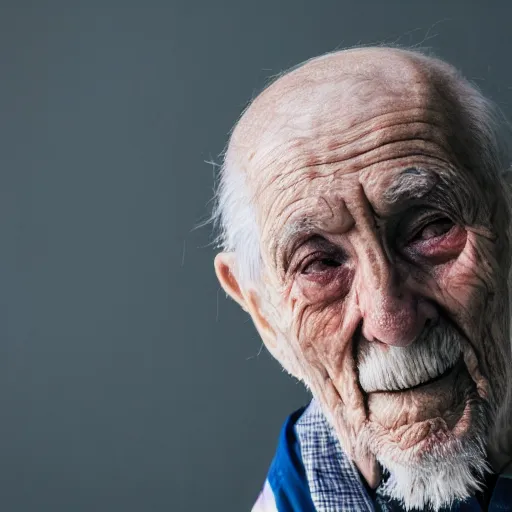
298;251;328;272
283;238;313;274
414;215;453;235
292;250;323;274
297;248;348;275
399;211;451;242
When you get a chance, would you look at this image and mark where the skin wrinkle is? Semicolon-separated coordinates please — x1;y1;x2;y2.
264;117;500;424
280;203;356;273
286;195;354;239
300;300;367;434
293;123;450;168
215;48;512;510
263;160;457;260
255;138;452;196
247;105;455;180
351;183;392;291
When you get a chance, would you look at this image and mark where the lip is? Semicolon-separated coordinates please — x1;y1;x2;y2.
387;390;477;452
367;357;476;430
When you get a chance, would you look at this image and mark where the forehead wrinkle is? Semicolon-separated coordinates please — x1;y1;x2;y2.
247;111;453;211
227;47;475;193
230;49;473;274
266;173;353;232
230;51;447;178
231;57;461;238
255;166;343;240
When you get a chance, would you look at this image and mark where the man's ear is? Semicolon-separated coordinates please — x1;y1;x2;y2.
214;252;277;348
214;252;249;311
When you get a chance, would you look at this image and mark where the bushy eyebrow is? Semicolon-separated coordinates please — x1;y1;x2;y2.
384;167;439;205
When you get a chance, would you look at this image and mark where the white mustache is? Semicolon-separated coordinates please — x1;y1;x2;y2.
356;323;463;393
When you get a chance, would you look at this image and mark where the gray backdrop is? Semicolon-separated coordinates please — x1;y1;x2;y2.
1;2;511;511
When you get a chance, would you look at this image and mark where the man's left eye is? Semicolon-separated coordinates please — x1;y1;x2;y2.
411;218;454;242
400;214;466;264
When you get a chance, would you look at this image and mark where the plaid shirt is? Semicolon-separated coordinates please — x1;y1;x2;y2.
252;399;512;512
294;400;375;511
252;400;379;512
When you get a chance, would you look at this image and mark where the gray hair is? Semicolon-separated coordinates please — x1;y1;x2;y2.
211;46;511;286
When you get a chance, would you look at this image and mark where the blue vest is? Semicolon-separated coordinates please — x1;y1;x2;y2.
266;408;512;512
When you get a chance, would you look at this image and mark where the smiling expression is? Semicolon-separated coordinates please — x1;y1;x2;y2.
217;48;512;489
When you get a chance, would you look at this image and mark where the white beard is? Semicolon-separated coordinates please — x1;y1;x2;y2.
357;322;462;394
354;322;490;510
374;409;488;510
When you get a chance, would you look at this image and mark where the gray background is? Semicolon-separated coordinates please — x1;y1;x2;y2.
1;2;511;511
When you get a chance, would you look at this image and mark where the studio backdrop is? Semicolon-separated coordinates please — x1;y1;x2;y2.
1;2;511;511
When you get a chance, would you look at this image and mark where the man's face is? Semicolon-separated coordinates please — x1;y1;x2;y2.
231;53;511;505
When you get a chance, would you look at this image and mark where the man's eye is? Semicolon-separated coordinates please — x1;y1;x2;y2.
400;214;466;264
302;257;342;274
409;218;454;243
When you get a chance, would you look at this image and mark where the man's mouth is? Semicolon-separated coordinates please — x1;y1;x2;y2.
365;354;476;432
354;325;483;447
370;356;462;394
356;325;463;394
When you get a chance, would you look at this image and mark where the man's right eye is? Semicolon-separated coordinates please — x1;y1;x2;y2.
297;251;352;296
302;257;343;275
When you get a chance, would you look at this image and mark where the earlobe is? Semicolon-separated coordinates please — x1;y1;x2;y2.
246;290;277;348
214;252;248;311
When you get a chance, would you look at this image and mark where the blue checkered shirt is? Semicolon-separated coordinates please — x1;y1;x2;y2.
253;399;512;512
295;399;376;511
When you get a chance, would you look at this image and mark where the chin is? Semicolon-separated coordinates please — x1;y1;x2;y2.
354;365;491;511
375;434;489;511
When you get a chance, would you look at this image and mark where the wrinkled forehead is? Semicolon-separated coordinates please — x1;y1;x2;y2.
229;49;442;166
230;58;456;200
248;85;455;208
225;51;490;260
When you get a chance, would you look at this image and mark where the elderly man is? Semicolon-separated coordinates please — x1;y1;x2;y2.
213;47;512;511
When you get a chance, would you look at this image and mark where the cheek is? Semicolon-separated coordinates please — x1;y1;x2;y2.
282;269;355;366
289;296;354;370
434;233;496;315
439;235;511;406
403;229;493;322
286;294;367;434
295;267;354;304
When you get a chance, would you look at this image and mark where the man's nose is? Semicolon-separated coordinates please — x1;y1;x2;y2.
357;266;437;348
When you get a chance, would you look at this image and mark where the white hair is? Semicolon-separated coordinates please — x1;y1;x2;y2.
375;415;489;511
211;155;261;285
211;46;510;286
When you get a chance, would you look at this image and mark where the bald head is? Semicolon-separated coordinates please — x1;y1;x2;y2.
229;48;467;178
